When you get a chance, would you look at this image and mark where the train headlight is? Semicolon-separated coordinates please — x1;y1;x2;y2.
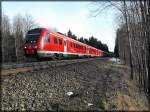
24;46;27;49
34;45;37;48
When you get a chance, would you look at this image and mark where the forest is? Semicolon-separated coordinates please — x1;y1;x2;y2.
110;1;150;95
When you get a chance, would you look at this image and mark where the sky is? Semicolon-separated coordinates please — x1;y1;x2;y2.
2;1;119;52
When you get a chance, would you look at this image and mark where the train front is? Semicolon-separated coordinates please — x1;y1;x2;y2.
24;28;43;57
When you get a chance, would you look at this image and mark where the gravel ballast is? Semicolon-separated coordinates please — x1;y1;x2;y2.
1;59;149;111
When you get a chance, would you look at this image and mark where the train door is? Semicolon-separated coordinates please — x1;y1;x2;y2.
87;47;89;55
58;38;63;52
53;36;58;52
43;33;51;50
64;38;67;54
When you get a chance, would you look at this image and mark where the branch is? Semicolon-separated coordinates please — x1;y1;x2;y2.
93;4;113;17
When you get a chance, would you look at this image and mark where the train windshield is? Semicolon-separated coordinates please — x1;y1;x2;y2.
25;28;43;43
25;33;40;43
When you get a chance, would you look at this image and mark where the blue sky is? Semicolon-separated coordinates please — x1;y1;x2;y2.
2;1;118;52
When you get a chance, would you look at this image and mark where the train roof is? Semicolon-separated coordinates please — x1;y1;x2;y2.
27;28;45;34
57;32;66;36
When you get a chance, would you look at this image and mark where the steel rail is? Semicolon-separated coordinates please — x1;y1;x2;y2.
1;57;108;76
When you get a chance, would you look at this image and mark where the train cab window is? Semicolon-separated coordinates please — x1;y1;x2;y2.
25;28;44;43
59;39;62;45
54;37;58;44
45;34;50;43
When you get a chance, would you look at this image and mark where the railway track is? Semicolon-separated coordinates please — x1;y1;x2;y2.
1;57;109;76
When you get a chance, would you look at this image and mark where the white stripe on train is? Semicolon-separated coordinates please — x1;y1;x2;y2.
37;50;100;56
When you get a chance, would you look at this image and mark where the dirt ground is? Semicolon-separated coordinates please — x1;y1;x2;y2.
1;59;149;111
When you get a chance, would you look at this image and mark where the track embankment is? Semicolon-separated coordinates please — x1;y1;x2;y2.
2;58;106;76
1;58;149;111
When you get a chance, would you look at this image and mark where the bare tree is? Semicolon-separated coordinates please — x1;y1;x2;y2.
11;13;39;62
2;13;11;62
23;13;38;37
90;1;150;95
1;12;39;63
12;14;25;62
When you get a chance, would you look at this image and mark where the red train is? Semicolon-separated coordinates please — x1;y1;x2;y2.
24;28;106;59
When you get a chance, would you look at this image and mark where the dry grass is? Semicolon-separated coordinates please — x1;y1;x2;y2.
1;67;33;75
114;92;148;111
112;78;149;111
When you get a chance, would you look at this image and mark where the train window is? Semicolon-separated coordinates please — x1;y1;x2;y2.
59;39;62;45
54;37;58;44
74;43;76;48
45;34;50;43
64;40;66;46
70;42;72;47
76;44;78;48
78;45;80;49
